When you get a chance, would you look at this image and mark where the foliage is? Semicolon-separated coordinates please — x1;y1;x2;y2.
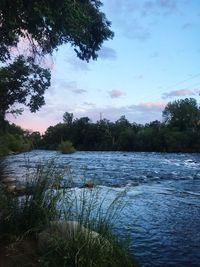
0;0;114;62
0;1;113;127
0;160;135;267
0;123;32;156
58;140;76;154
41;98;200;153
63;112;74;125
2;97;200;154
38;183;133;267
163;98;200;131
39;231;134;267
0;56;51;125
28;131;42;149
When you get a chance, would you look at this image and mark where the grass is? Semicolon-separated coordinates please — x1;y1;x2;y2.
0;159;136;267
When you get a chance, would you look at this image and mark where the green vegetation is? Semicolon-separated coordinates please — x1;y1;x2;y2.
0;123;32;156
0;0;113;63
58;140;76;154
0;56;51;128
41;98;200;153
0;161;135;267
1;97;200;155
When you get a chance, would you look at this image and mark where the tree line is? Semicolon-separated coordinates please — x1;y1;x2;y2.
29;98;200;153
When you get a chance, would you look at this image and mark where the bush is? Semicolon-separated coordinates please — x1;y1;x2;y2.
58;140;76;154
0;132;31;156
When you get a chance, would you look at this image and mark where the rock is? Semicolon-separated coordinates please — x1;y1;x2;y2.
8;151;17;155
84;181;95;188
2;177;16;184
6;185;16;193
38;220;111;252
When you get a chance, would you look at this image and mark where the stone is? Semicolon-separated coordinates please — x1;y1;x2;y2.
38;220;111;252
6;185;16;193
2;177;16;184
84;181;95;188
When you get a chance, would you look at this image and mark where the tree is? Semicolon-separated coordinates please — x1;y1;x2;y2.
162;98;200;131
0;1;113;128
63;112;73;125
0;56;51;126
0;0;114;62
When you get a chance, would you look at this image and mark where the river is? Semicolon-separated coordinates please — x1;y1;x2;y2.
1;150;200;267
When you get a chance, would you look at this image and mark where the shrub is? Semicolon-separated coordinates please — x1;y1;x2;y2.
0;133;31;156
58;141;76;154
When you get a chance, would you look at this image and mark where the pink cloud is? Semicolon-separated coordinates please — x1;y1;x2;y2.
109;89;126;98
139;101;167;109
162;89;196;99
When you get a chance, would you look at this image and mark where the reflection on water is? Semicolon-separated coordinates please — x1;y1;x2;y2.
3;150;200;267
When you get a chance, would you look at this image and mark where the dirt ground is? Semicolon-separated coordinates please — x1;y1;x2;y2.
0;239;39;267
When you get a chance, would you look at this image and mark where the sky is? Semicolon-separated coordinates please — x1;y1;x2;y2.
9;0;200;133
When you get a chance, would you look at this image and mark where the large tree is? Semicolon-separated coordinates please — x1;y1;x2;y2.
0;56;50;125
0;0;113;126
0;0;114;62
162;98;200;131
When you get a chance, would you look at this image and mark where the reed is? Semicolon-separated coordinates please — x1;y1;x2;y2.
0;160;136;267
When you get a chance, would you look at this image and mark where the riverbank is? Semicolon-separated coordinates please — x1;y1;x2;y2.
0;160;135;267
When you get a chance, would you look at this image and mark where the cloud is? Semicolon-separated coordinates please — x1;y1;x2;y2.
137;101;166;109
83;102;96;107
181;23;193;30
9;100;167;133
134;74;144;79
51;80;87;95
162;89;196;99
71;88;87;94
98;46;117;60
156;0;176;10
74;100;166;124
150;51;159;58
108;90;126;98
125;22;151;41
105;0;179;41
142;0;177;15
67;56;90;71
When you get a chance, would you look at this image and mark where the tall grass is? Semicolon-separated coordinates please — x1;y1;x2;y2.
0;159;136;267
0;160;63;237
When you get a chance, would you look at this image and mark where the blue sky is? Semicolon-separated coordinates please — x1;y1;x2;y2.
10;0;200;132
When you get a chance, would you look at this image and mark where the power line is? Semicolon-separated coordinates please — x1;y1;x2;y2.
137;73;200;103
164;73;200;91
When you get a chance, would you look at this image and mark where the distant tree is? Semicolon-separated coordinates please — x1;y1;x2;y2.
29;131;42;149
116;115;131;127
163;98;200;131
63;112;74;125
0;56;50;127
0;0;114;62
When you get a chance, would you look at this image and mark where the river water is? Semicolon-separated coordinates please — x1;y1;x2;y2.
1;150;200;267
